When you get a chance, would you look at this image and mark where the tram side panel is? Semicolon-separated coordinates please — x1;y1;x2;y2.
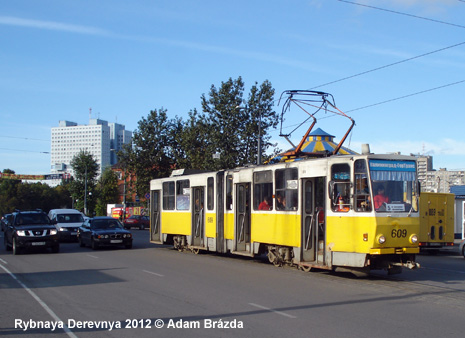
251;212;300;248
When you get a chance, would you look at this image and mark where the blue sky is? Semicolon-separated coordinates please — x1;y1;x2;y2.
1;0;464;175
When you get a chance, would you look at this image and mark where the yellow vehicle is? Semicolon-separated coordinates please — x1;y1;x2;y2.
149;154;420;275
419;192;455;251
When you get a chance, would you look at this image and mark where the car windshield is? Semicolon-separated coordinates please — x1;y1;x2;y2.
16;213;50;225
91;219;123;230
57;214;84;223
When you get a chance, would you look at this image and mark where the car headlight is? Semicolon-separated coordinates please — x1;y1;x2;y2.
409;234;418;244
59;227;67;231
16;230;26;236
377;234;386;244
50;229;58;235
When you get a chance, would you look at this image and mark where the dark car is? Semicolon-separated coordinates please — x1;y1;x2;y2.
78;217;132;250
123;215;149;230
3;210;60;255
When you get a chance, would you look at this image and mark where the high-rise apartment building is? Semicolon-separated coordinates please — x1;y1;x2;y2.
50;119;132;178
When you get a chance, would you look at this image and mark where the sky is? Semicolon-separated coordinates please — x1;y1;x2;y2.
1;0;464;175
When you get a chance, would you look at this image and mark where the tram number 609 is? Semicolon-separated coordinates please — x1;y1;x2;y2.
391;229;407;238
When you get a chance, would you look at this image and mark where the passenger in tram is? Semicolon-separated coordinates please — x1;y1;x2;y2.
276;195;286;210
258;196;272;210
374;186;390;210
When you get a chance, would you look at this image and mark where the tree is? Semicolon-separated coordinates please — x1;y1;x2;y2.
201;77;279;169
95;168;120;216
118;108;176;197
69;150;99;216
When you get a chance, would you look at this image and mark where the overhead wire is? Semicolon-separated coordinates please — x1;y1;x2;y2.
336;0;465;29
279;1;465;131
309;41;465;90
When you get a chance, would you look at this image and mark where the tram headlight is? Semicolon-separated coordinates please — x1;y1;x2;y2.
377;235;386;244
409;234;418;244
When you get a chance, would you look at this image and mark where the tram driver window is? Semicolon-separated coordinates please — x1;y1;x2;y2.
275;168;298;211
253;171;273;211
330;163;350;212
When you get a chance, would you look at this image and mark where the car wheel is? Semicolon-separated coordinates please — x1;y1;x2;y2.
12;237;22;255
4;235;12;251
51;245;60;253
91;239;99;250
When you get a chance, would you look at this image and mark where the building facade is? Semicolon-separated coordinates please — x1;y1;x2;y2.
51;119;132;178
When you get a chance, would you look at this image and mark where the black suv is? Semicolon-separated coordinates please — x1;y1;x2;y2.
4;210;60;255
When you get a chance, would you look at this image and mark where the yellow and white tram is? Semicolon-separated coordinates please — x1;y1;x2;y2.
149;153;420;275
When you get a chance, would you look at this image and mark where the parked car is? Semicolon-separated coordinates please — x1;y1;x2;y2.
459;239;465;259
48;209;85;241
3;210;59;255
78;217;132;250
123;215;149;230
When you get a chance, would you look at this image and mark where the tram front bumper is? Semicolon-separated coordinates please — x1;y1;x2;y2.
370;247;419;255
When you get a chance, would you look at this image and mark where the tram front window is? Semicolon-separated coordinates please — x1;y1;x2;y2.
369;159;418;213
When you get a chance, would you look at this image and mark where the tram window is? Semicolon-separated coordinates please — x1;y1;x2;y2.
176;179;190;210
275;168;298;211
207;177;214;210
226;175;233;210
253;171;273;211
162;181;175;210
330;163;350;212
354;160;372;212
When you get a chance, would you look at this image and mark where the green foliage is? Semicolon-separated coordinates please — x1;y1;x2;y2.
118;108;177;197
0;169;72;215
69;150;99;216
95;168;120;216
200;77;279;169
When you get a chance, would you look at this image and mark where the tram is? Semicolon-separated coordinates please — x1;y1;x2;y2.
149;153;420;275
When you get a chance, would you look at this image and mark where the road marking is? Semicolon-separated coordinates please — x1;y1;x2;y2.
86;254;99;259
0;263;78;338
0;258;8;264
248;303;297;318
143;270;164;277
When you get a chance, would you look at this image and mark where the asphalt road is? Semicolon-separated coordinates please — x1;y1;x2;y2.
1;230;464;338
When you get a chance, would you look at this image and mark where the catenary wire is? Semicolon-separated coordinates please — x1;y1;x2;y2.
337;0;465;29
309;41;465;90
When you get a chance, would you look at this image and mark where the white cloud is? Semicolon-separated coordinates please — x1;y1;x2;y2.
0;16;110;36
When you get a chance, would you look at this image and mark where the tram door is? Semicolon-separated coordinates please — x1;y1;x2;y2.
301;178;325;263
192;187;205;247
235;183;251;252
150;190;161;243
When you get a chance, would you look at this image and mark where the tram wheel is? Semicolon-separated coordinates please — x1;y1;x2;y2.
191;248;200;255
